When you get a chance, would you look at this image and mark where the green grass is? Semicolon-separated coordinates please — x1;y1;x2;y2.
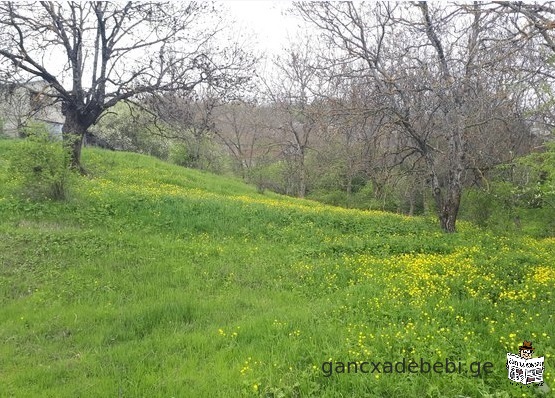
0;139;554;397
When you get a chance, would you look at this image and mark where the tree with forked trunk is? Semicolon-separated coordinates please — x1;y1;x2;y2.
295;1;544;232
0;1;254;172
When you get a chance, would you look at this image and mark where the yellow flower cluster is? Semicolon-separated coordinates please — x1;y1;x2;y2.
217;326;239;339
532;266;555;285
325;244;554;308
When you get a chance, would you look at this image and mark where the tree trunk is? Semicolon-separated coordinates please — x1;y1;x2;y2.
297;150;306;198
439;191;461;233
408;192;415;216
428;117;465;233
429;172;463;234
422;179;429;215
430;178;460;234
62;106;89;173
298;162;306;198
444;114;465;233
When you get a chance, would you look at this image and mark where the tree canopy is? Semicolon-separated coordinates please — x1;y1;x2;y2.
0;1;255;170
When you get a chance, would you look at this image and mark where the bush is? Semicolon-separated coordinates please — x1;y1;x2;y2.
90;102;170;158
8;127;73;201
308;189;350;207
169;138;228;174
460;142;555;237
247;161;288;195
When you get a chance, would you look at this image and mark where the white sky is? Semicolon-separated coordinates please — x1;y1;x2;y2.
5;2;306;88
224;1;302;56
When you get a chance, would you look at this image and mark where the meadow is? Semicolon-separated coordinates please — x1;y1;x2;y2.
0;139;553;397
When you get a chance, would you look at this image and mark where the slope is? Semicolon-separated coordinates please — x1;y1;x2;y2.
0;140;553;397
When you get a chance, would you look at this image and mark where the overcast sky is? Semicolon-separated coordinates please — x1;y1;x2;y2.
2;2;306;87
224;1;303;56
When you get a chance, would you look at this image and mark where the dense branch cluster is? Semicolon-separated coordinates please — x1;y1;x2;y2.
0;1;255;169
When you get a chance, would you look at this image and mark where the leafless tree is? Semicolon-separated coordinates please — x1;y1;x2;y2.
494;1;555;51
295;1;543;232
492;1;555;132
0;2;254;171
209;101;275;178
262;42;327;198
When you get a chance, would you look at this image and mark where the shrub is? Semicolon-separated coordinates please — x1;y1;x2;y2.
169;138;228;174
247;161;288;195
308;189;350;207
460;141;555;237
8;126;73;201
90;102;170;158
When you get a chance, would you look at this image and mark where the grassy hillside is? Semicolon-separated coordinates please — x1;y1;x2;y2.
0;139;553;397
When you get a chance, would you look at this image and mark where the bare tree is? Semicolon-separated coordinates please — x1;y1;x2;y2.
494;1;555;52
493;1;555;132
0;2;254;171
140;89;219;169
210;101;273;178
262;42;326;198
295;2;541;232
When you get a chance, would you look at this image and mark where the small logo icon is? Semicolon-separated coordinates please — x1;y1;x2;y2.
506;341;544;385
